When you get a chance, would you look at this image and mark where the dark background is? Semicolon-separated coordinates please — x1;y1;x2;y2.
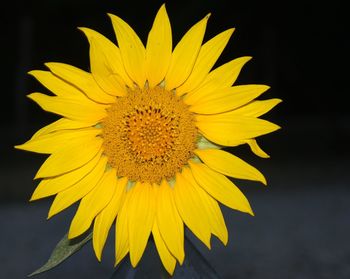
1;0;349;278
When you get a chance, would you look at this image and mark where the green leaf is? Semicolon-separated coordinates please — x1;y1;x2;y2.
196;136;222;150
28;232;92;277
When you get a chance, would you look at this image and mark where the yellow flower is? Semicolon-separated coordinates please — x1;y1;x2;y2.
16;4;281;275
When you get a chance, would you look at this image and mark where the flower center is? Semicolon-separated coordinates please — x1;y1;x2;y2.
102;87;198;184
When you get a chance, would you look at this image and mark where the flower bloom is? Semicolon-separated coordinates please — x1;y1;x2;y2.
16;4;280;275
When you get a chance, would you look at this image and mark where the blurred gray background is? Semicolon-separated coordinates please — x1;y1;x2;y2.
1;0;349;278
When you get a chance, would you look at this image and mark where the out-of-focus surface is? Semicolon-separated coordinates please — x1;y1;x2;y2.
1;0;349;278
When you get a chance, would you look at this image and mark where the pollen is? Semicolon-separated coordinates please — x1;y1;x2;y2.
102;87;198;184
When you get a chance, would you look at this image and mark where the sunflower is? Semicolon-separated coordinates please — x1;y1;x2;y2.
16;4;281;275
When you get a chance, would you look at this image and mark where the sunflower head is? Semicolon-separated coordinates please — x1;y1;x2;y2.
16;3;280;275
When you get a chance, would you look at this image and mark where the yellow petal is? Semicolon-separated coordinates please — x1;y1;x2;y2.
115;194;130;266
145;4;172;88
128;182;156;267
15;128;101;154
176;28;234;96
28;93;107;124
189;85;270;114
79;27;132;95
109;14;146;88
245;139;270;158
195;149;266;185
157;180;184;264
229;98;282;117
181;168;228;244
45;62;116;104
35;136;103;179
68;168;116;239
48;155;107;218
188;161;253;215
173;170;211;248
152;221;177;275
93;176;127;261
165;14;210;90
196;114;280;146
31;118;95;140
29;70;84;98
30;150;103;201
184;56;252;105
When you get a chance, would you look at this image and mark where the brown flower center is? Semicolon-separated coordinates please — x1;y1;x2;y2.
102;87;197;184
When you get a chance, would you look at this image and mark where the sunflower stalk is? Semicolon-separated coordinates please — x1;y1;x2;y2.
111;236;221;278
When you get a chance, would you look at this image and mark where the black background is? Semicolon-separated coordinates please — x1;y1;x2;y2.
1;0;349;278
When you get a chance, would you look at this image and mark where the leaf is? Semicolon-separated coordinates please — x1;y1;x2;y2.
28;232;92;277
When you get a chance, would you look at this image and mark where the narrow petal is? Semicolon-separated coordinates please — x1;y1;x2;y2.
48;156;107;218
228;98;282;117
196;114;280;146
31;118;96;140
30;149;103;201
28;93;107;123
15;128;101;154
145;4;172;88
115;194;130;266
195;149;267;185
152;221;177;275
176;28;234;96
35;136;103;179
182;169;228;244
68;168;116;239
173;170;211;248
45;63;116;104
188;161;253;215
109;14;146;88
93;176;127;261
165;14;210;90
128;182;156;267
184;56;252;105
29;70;84;98
189;85;270;114
245;139;270;158
79;27;133;95
157;180;184;264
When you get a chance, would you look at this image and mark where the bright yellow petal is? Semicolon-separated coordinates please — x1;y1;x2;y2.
35;136;103;179
145;4;172;88
47;155;107;218
195;149;266;184
181;168;228;244
189;85;270;114
184;56;252;105
128;182;156;267
29;70;84;98
109;14;146;88
30;150;103;201
152;221;176;275
196;114;280;146
93;176;127;261
173;170;211;248
157;180;184;264
45;62;116;104
228;98;282;117
79;27;132;95
176;28;234;96
245;139;270;158
68;168;116;239
115;194;130;266
28;93;107;123
15;128;101;154
188;161;253;215
31;118;95;140
165;14;210;90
